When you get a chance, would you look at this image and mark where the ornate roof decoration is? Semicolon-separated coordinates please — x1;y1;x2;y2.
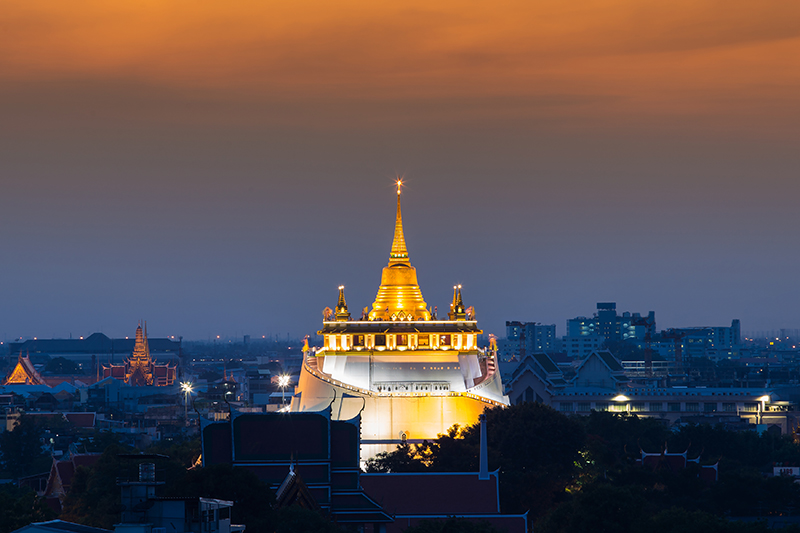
4;354;45;385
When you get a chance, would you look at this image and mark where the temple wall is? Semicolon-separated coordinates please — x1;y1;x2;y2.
292;365;498;460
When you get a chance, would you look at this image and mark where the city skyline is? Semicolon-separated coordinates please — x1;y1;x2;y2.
1;1;798;340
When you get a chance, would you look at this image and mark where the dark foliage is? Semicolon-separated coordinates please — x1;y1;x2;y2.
0;485;56;533
0;415;67;478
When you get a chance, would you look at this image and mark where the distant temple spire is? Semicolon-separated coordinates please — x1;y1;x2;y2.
102;323;176;386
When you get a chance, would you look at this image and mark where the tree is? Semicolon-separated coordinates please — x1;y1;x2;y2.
59;445;129;529
0;415;56;478
172;463;275;531
366;403;585;518
0;485;56;533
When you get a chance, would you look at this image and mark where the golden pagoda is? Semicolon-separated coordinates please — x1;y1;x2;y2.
292;181;508;459
102;323;176;386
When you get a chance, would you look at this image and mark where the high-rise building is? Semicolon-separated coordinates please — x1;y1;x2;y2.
292;183;508;459
504;321;557;360
566;303;655;344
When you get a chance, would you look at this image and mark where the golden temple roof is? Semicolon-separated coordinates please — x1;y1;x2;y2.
368;181;431;321
3;354;45;385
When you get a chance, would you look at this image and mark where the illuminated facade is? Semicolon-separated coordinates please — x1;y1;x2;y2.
3;354;45;385
292;182;508;458
102;323;176;386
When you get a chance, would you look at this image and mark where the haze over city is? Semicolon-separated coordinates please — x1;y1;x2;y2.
1;1;798;340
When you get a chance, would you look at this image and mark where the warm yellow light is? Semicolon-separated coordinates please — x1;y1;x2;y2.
181;381;194;393
339;285;344;290
759;395;770;402
278;375;291;388
612;395;629;402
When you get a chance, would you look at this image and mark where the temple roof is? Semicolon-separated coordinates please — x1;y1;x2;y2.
368;181;431;321
3;354;45;385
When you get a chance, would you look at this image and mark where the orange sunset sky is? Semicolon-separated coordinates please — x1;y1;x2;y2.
0;1;798;339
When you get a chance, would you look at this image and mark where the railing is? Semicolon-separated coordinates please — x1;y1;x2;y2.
301;353;506;407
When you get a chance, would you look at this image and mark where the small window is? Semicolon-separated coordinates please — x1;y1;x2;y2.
704;402;717;412
559;402;573;412
723;403;736;412
668;402;681;412
577;402;591;412
353;335;365;347
595;403;608;412
686;402;699;412
649;402;662;412
440;335;451;346
375;335;386;347
418;335;429;347
397;334;408;346
631;402;645;412
743;403;758;412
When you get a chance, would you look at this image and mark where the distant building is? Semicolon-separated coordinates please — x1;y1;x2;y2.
102;324;176;386
9;331;181;365
566;303;655;345
505;350;797;434
562;335;605;359
503;321;556;360
661;320;741;362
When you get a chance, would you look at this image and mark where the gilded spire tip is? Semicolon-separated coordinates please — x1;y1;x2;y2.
389;183;409;263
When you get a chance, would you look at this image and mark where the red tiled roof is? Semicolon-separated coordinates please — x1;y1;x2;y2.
360;472;500;515
56;462;75;489
65;413;96;428
72;454;101;469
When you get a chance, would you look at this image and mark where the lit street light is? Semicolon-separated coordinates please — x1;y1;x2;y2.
181;381;194;424
278;375;291;407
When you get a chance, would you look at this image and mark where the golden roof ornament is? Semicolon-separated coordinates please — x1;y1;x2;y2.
449;284;467;320
335;285;351;321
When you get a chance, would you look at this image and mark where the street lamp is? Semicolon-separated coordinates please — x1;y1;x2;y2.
278;375;291;407
181;381;194;424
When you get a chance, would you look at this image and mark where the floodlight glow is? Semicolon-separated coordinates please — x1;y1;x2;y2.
612;395;630;402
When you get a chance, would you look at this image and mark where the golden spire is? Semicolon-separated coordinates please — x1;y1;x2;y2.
449;284;466;320
369;182;431;321
389;179;409;264
335;285;351;321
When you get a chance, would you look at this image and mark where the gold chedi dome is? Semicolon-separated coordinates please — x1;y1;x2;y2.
368;181;431;321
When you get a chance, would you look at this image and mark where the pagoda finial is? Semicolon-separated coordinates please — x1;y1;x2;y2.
335;285;351;321
449;284;467;320
389;179;409;264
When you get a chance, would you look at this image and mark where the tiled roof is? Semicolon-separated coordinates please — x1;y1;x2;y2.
360;472;500;515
